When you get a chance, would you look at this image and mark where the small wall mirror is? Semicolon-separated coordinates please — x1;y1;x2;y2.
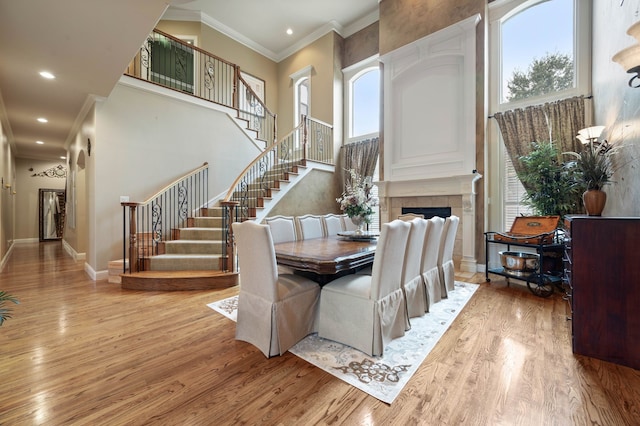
39;188;66;241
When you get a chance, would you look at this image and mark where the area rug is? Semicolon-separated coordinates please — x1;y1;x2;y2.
207;281;478;404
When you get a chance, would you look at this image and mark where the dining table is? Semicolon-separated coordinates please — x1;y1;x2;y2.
273;233;378;284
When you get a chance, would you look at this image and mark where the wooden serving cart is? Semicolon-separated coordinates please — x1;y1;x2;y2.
485;216;565;297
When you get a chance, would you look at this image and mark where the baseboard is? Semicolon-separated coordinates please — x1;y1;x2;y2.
0;241;15;272
62;239;86;261
84;262;109;282
14;238;39;244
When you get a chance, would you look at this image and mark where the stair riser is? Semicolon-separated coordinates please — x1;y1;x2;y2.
189;217;223;228
164;242;224;255
175;229;223;240
149;256;223;271
198;207;225;218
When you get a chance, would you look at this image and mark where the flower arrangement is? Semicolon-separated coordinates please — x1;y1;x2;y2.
336;169;378;224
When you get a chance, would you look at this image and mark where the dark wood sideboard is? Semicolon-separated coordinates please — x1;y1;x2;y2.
564;215;640;370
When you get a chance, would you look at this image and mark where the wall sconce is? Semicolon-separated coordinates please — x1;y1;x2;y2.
613;21;640;87
576;126;605;144
577;126;612;153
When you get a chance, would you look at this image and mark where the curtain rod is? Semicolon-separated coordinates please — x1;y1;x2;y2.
487;95;593;119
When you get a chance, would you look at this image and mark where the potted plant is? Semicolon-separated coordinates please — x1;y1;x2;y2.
564;140;617;216
518;141;583;218
0;291;19;326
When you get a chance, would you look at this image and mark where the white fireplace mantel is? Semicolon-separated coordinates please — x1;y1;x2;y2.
377;172;482;273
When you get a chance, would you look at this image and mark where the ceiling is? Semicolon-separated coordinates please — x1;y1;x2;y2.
0;0;378;163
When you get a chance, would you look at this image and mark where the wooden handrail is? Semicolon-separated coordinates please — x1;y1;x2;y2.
142;162;208;205
222;124;304;203
121;162;210;273
153;29;237;69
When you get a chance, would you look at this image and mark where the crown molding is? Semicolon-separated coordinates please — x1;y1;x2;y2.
161;6;380;63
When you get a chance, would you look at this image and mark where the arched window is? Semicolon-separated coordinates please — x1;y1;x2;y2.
488;0;590;230
343;57;381;230
350;67;380;140
295;77;309;125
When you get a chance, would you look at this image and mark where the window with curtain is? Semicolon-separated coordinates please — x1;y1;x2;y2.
489;0;589;230
343;58;380;230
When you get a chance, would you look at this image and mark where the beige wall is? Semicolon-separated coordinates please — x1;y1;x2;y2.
0;119;16;264
14;158;66;240
379;0;482;56
343;22;379;69
63;105;94;258
267;169;342;217
277;32;341;133
592;1;640;216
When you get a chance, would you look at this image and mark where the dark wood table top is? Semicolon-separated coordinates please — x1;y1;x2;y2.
273;235;377;275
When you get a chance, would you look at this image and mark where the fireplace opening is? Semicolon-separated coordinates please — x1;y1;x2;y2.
401;207;451;219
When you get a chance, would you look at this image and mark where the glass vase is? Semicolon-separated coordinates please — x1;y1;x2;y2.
350;215;368;235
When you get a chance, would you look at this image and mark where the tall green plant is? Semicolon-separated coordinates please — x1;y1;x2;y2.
0;291;19;326
518;141;582;217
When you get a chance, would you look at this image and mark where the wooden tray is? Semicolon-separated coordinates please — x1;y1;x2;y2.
493;216;560;244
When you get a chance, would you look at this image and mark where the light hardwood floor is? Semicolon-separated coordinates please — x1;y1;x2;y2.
1;241;639;425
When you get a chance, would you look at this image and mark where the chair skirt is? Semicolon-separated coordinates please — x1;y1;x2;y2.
441;260;455;297
235;276;319;357
404;275;427;319
318;275;406;356
423;267;442;309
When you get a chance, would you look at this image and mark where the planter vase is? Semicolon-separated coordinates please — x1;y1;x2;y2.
583;189;607;216
349;215;368;235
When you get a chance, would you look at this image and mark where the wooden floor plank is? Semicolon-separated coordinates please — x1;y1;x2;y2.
1;241;640;425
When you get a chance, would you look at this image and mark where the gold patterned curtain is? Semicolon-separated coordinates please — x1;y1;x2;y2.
341;137;379;188
493;96;586;179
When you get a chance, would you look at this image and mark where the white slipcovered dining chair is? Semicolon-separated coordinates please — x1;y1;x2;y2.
438;215;459;297
232;221;320;358
318;219;411;356
421;216;445;309
296;214;325;239
402;217;429;319
341;214;359;232
398;212;424;221
264;215;298;243
322;213;344;236
264;215;299;274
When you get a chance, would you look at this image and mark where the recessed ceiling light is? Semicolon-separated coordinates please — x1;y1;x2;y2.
36;140;44;145
286;28;293;35
37;117;48;123
39;71;55;79
60;156;66;160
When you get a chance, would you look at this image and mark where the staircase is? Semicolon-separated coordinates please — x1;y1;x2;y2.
116;159;323;290
116;28;335;290
120;206;239;291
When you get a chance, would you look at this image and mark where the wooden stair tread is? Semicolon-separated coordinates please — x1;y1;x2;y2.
121;270;238;291
122;270;233;278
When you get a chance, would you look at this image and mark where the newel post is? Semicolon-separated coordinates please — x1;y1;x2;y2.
221;201;239;273
122;202;140;273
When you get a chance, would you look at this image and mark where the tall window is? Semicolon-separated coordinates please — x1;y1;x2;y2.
489;0;589;230
296;77;309;124
350;68;380;139
344;58;381;230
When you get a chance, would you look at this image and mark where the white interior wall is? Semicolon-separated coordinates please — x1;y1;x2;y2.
90;79;261;274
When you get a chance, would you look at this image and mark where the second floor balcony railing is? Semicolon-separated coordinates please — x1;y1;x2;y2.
125;29;277;146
